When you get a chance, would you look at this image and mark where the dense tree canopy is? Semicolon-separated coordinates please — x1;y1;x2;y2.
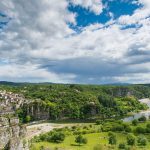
0;83;149;121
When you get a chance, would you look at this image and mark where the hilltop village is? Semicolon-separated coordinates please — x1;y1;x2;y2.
0;90;26;114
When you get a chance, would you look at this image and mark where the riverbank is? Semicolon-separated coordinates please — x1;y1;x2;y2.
123;98;150;122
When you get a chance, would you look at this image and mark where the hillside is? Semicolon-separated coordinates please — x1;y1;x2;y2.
0;83;150;122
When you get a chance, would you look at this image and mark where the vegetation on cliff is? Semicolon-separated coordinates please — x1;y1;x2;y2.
0;83;149;122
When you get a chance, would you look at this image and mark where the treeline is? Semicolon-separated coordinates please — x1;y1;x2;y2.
0;83;149;121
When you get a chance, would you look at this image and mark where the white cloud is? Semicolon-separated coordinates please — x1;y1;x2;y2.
70;0;103;15
118;0;150;25
0;0;150;83
112;73;150;84
0;63;76;83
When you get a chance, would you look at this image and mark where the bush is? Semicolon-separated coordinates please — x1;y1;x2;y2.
145;123;150;133
75;134;88;145
146;123;150;128
82;137;88;144
135;126;145;134
126;134;135;146
125;126;132;132
132;119;138;126
108;132;117;145
95;120;103;125
118;143;126;149
138;116;146;122
137;135;147;146
25;115;31;123
72;126;77;130
112;125;124;132
50;132;65;143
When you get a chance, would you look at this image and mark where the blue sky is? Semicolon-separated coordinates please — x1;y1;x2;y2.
0;0;150;84
68;0;140;27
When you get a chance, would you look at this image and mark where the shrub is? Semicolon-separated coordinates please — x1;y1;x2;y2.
96;120;102;125
82;137;88;144
83;126;89;130
89;124;93;128
135;126;145;134
138;116;146;122
108;132;117;145
25;115;31;123
146;123;150;128
126;134;135;146
112;125;124;132
118;143;126;149
146;126;150;133
50;132;65;143
132;119;138;126
75;134;88;145
137;135;147;146
72;126;77;130
125;126;132;132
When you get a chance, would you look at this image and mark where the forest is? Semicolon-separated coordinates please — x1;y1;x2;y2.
0;82;149;122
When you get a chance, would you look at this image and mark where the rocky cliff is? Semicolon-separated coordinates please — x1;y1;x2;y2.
0;90;29;150
0;116;29;150
23;101;51;121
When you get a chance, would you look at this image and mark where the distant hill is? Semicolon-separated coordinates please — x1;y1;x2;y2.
0;81;23;86
0;81;54;86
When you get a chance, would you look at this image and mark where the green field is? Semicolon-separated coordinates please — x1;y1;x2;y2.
30;121;150;150
31;133;107;150
30;132;150;150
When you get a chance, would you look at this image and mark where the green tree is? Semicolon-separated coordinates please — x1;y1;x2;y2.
135;126;145;134
126;134;135;146
132;119;138;126
75;135;88;145
137;135;147;146
118;143;126;149
108;132;117;145
146;123;150;128
50;132;65;143
95;120;103;125
138;116;146;122
25;115;31;123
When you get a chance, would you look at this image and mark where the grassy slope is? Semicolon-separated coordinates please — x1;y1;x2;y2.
30;121;150;150
30;132;150;150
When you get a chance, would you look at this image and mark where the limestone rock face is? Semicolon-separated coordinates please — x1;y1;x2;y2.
0;90;29;150
0;116;29;150
24;102;50;120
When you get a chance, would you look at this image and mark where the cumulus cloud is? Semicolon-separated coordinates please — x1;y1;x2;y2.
118;0;150;25
70;0;104;15
0;0;150;83
0;63;76;83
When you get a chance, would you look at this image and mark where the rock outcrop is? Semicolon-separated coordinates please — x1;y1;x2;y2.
23;101;51;121
0;116;29;150
0;90;29;150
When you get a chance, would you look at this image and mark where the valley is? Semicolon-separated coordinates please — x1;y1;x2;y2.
1;83;150;150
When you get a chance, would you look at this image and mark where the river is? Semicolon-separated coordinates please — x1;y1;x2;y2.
123;98;150;122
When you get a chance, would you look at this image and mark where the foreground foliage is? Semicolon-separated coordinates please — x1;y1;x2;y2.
30;119;150;150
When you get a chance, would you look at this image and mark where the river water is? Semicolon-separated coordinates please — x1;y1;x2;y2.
123;98;150;122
